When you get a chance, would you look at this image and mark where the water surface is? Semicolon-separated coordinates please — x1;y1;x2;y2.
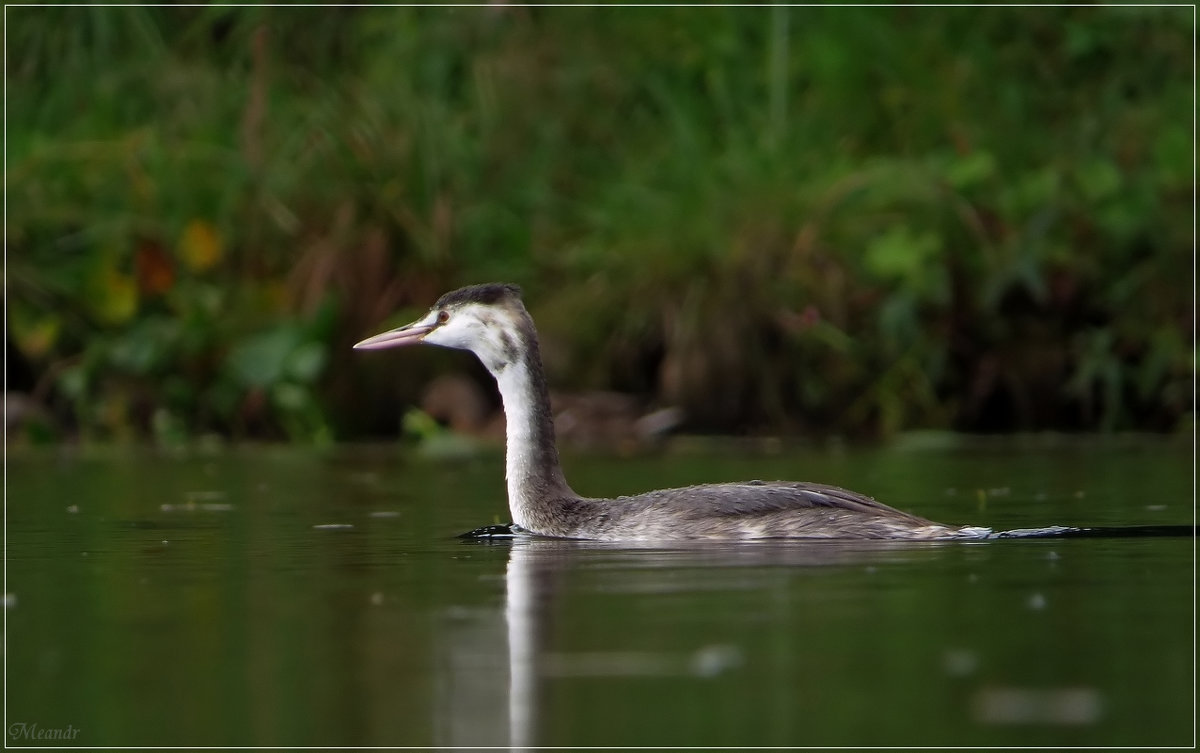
6;438;1194;747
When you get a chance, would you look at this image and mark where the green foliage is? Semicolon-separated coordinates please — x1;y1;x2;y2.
6;6;1193;442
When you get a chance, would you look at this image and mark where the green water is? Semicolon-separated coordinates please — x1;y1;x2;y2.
5;439;1194;747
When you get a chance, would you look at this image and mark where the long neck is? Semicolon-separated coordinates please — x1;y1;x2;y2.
491;325;576;531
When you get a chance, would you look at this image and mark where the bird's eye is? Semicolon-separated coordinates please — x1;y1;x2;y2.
436;310;450;324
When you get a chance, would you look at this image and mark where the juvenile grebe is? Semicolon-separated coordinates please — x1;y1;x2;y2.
355;283;989;541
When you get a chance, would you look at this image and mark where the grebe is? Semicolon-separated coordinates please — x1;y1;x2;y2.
355;283;989;541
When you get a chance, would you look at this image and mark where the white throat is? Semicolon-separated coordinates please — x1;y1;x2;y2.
494;360;542;529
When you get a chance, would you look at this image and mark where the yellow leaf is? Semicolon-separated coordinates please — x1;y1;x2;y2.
179;219;223;272
89;264;139;325
9;305;61;359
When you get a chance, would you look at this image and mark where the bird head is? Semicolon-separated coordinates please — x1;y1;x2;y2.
354;283;528;373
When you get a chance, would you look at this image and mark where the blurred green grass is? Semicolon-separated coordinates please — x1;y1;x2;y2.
5;6;1193;444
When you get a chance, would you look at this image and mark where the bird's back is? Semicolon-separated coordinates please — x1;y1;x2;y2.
552;481;968;541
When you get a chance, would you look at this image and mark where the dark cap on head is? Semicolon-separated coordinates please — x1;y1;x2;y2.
434;283;523;309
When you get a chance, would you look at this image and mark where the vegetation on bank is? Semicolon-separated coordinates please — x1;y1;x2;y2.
6;6;1194;444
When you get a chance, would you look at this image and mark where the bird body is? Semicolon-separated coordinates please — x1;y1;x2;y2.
355;283;986;542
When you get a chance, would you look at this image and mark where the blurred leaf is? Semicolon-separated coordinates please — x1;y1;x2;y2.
402;407;442;441
1006;167;1061;215
864;226;946;304
108;318;181;374
271;382;309;412
8;303;61;359
944;150;995;190
878;292;919;344
87;260;139;325
57;364;88;401
225;326;302;388
865;226;940;281
136;239;175;295
1075;159;1122;202
285;341;327;384
178;219;223;273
